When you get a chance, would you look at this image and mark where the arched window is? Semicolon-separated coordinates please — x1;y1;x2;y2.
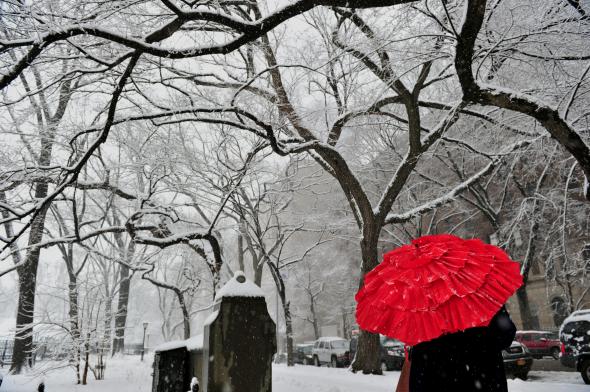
550;297;569;328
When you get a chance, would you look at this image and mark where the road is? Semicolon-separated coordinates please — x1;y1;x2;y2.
530;358;574;372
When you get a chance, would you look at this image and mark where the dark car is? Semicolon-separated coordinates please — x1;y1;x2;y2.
349;335;405;372
559;310;590;384
502;341;533;380
515;330;561;359
294;343;314;365
380;337;405;371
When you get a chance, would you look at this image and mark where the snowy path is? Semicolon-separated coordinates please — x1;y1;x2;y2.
274;365;586;392
0;358;586;391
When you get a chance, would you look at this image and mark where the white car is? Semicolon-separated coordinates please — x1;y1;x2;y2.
559;309;590;384
311;337;350;367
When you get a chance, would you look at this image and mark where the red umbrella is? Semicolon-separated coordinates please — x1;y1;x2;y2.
355;234;522;346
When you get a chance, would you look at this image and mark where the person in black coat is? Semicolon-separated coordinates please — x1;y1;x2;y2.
408;306;516;392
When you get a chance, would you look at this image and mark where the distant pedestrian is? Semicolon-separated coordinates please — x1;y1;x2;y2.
38;382;45;392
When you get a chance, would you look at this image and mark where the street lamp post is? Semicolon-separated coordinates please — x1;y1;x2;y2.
141;322;149;361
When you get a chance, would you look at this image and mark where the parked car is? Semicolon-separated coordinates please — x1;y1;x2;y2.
273;352;287;364
379;337;405;371
559;309;590;384
515;330;561;359
502;341;534;380
312;337;350;367
349;335;405;371
294;343;314;365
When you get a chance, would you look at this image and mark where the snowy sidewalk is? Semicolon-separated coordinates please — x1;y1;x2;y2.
274;365;586;392
0;359;586;391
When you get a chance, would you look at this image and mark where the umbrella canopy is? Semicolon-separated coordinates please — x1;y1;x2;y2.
355;234;522;346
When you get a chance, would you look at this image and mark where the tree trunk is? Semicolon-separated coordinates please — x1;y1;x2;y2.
276;282;294;366
265;261;294;366
309;295;320;340
111;215;135;356
237;231;245;272
253;261;264;287
352;329;382;374
341;308;350;339
9;74;69;373
112;265;131;355
516;199;543;330
0;191;22;266
82;332;90;385
11;111;59;373
515;286;540;330
351;228;382;374
68;274;81;384
11;194;49;373
103;298;113;356
284;301;294;366
177;292;191;339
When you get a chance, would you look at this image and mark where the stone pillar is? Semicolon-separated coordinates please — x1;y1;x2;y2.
151;334;204;392
151;346;191;392
202;271;277;392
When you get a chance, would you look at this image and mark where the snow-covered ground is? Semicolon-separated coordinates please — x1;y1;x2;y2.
273;366;586;392
0;357;586;392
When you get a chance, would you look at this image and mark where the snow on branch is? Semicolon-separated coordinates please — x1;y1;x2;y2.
0;54;140;254
455;0;590;200
0;1;419;91
384;139;537;225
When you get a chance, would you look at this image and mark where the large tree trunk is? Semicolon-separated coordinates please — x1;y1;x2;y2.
515;286;540;330
11;192;49;373
11;106;61;373
9;74;70;373
112;265;131;355
351;229;382;374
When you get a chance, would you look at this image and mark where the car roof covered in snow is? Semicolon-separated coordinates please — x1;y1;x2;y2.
517;330;556;334
562;310;590;324
559;310;590;335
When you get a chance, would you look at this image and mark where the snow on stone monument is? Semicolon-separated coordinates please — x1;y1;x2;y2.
201;271;276;392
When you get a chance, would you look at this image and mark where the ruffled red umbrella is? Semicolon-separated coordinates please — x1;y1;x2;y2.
355;234;522;346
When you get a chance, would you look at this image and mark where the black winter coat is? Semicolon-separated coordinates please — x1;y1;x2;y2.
409;307;516;392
